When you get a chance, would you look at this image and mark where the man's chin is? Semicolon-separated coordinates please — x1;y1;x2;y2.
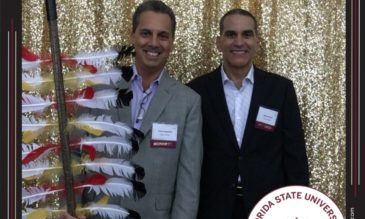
138;63;164;73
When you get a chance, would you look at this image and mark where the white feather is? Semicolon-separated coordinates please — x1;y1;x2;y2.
22;143;41;155
22;69;121;91
72;49;119;69
22;160;59;178
22;93;53;113
75;68;122;86
22;186;62;205
81;158;138;179
84;203;133;219
78;178;135;198
80;136;133;156
73;89;117;109
72;114;133;137
22;72;44;88
22;59;42;70
22;116;52;132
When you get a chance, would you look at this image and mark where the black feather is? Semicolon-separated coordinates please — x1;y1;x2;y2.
132;181;146;200
126;210;141;219
116;89;133;108
133;164;145;180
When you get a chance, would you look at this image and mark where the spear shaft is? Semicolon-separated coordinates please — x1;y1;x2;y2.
45;0;76;215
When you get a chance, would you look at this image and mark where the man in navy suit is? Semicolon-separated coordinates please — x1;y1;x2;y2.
188;8;309;219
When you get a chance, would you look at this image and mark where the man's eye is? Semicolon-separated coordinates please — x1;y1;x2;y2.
159;34;170;40
141;31;150;37
225;32;236;38
243;31;254;38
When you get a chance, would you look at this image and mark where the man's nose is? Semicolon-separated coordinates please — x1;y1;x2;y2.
150;35;159;46
233;36;245;46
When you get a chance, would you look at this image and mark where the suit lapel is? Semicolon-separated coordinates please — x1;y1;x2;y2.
139;72;174;135
207;67;240;151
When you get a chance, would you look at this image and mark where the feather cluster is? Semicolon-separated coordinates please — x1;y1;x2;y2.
22;46;143;219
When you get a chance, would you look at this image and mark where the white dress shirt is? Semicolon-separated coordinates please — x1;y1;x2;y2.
221;64;254;147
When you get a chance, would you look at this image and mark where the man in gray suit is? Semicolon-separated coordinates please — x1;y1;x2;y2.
114;1;203;219
65;1;202;219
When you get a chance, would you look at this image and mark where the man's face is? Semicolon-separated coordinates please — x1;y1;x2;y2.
131;11;174;74
216;14;259;72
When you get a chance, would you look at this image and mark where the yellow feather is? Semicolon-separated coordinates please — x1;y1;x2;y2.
64;73;80;90
77;124;104;136
22;82;34;91
27;208;49;219
22;175;39;181
76;205;91;218
84;80;95;87
97;196;110;204
22;131;40;144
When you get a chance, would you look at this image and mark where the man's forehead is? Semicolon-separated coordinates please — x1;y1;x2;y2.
223;15;255;25
222;16;255;32
137;12;172;31
222;28;255;33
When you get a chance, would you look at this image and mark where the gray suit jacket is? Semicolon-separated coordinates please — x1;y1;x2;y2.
111;70;203;219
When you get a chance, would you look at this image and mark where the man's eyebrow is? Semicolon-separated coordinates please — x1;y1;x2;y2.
223;30;237;34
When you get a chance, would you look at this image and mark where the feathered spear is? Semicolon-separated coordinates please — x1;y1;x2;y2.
45;0;76;215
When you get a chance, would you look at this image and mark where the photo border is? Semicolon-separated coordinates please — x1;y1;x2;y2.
0;0;21;218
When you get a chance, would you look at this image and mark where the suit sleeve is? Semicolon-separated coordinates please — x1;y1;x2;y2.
171;94;203;219
283;81;310;185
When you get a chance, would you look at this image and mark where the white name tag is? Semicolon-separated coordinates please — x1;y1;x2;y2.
255;106;278;132
151;123;178;148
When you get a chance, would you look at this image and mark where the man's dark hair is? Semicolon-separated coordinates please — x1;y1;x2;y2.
219;8;258;34
132;0;176;37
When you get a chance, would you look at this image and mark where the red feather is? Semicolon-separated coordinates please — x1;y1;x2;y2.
79;87;95;99
22;143;58;165
22;46;40;61
73;173;108;193
81;63;97;74
81;144;96;160
85;173;108;185
23;138;96;165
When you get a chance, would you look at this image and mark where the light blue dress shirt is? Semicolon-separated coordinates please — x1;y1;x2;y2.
130;65;163;129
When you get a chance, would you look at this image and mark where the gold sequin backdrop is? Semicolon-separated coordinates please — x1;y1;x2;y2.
22;0;346;215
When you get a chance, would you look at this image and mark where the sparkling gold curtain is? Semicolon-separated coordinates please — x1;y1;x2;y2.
22;0;346;215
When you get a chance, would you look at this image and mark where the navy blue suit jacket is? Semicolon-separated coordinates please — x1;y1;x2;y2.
188;65;309;218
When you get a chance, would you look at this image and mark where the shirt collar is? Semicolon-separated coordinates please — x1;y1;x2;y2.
221;64;255;85
131;64;164;89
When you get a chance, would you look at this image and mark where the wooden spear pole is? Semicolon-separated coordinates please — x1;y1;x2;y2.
45;0;76;216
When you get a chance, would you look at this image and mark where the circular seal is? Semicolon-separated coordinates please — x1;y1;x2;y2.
248;185;344;219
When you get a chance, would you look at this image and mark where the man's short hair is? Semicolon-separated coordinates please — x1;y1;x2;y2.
219;8;258;34
132;0;176;37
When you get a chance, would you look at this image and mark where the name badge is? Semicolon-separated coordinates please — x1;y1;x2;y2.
150;123;178;148
255;106;278;132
